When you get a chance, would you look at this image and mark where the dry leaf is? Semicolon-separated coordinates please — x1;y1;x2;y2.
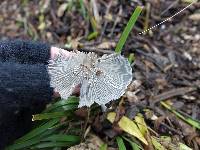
107;112;116;123
57;3;68;17
118;116;148;145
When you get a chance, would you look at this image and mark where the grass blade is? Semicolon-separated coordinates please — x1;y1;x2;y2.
30;142;72;149
115;6;143;53
87;31;99;40
79;0;87;19
32;112;68;121
116;136;126;150
161;102;200;129
6;138;40;150
6;129;57;150
14;119;59;143
6;129;80;150
122;136;142;150
41;134;80;143
100;143;108;150
45;96;79;112
128;53;135;63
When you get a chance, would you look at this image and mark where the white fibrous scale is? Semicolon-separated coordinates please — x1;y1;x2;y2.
48;50;133;107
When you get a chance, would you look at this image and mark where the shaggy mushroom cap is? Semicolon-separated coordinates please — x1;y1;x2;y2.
48;50;132;107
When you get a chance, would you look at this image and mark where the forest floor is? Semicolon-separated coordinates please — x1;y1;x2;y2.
0;0;200;149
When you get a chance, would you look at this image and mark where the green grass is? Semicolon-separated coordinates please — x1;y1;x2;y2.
100;143;108;150
115;6;143;54
161;101;200;130
6;97;81;150
122;136;142;150
116;136;127;150
78;0;87;19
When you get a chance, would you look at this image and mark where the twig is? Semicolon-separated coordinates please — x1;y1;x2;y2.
151;87;196;106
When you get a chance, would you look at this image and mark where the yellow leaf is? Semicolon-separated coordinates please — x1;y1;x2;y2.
151;137;166;150
118;116;148;145
38;22;46;31
107;112;116;123
57;3;68;17
135;114;148;136
179;142;192;150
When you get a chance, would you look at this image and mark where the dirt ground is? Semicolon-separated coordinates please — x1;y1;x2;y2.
0;0;199;149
